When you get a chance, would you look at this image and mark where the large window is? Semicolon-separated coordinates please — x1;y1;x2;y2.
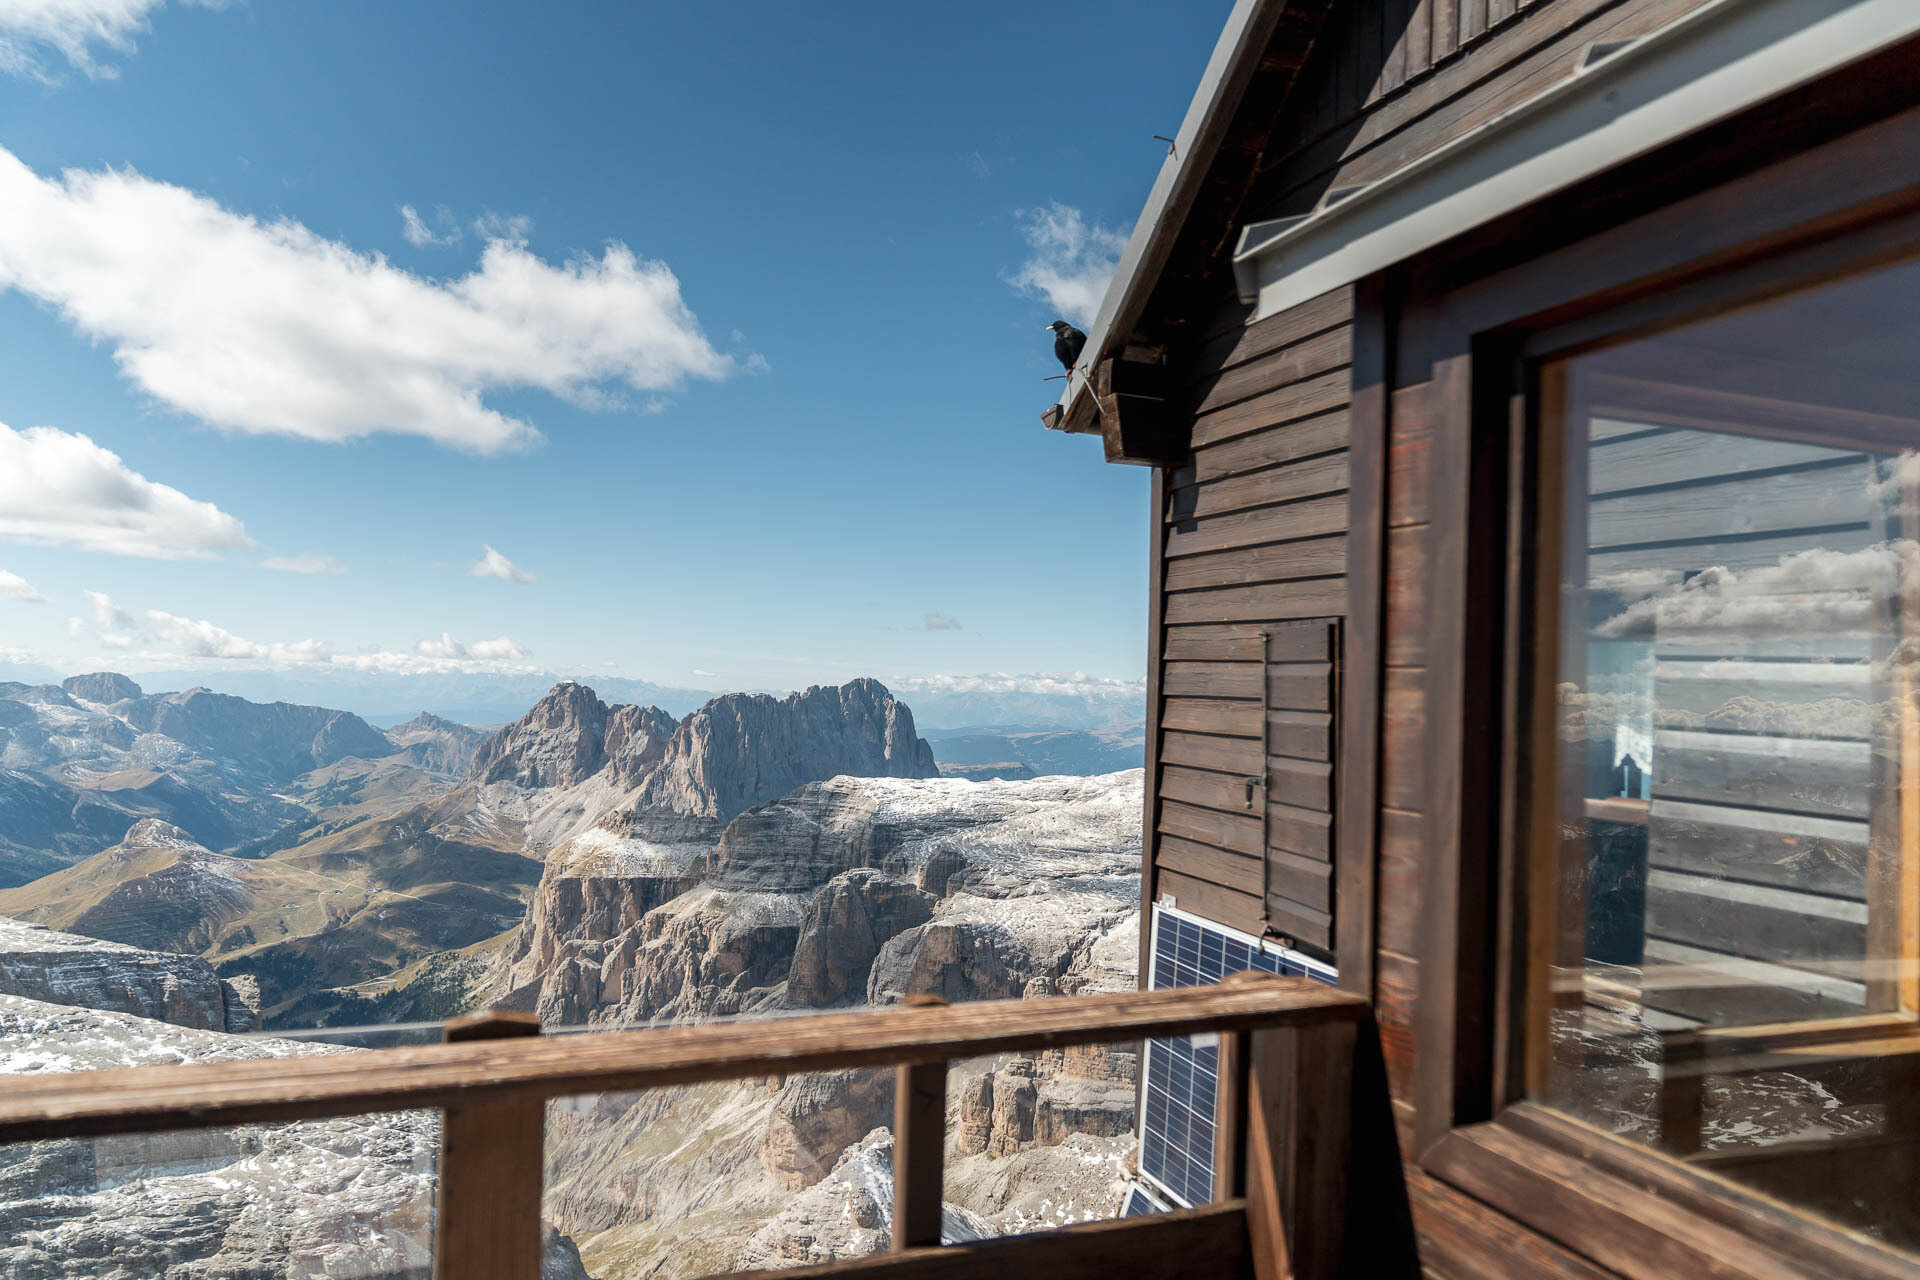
1538;256;1920;1249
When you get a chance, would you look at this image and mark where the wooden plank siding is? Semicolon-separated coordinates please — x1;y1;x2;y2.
1149;284;1356;958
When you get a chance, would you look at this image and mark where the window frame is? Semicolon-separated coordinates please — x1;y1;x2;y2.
1384;63;1920;1280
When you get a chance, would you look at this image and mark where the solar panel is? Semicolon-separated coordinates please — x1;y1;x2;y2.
1119;1182;1171;1218
1138;903;1337;1208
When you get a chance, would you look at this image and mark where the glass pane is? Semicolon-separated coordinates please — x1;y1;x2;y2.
1542;256;1920;1250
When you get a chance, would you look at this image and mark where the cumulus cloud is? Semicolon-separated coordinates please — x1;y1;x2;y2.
84;589;136;632
67;596;536;675
891;671;1145;697
1006;202;1127;332
1594;542;1914;641
415;632;527;661
0;146;737;453
399;204;461;249
0;422;251;558
0;0;225;82
143;608;330;663
260;553;343;575
471;545;535;583
918;612;963;631
0;570;47;602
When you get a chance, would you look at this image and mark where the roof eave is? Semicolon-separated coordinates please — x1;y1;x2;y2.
1047;0;1289;436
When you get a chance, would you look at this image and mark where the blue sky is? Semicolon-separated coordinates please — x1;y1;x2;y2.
0;0;1229;700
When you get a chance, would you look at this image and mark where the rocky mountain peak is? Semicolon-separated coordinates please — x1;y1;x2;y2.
470;681;612;788
118;687;396;780
386;711;487;775
121;818;203;850
624;679;940;827
604;703;677;788
61;671;142;704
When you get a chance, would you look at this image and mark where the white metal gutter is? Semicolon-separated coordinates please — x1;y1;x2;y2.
1050;0;1284;430
1233;0;1920;322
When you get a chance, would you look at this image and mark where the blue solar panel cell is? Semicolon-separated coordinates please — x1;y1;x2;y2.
1136;905;1337;1208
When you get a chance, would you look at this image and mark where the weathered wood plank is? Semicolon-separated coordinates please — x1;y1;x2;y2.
1157;866;1264;933
1389;383;1433;527
1162;760;1333;820
0;984;1370;1145
1161;799;1263;857
1644;870;1867;975
1162;622;1332;663
1165;495;1350;559
1163;578;1350;625
1189;369;1352;452
1589;458;1872;550
1161;697;1264;739
1181;410;1350;487
1654;731;1872;821
1156;662;1333;708
1406;1167;1627;1280
1161;729;1263;775
730;1201;1253;1280
1589;523;1878;578
1587;428;1860;495
435;1012;544;1280
893;1024;946;1250
1269;799;1335;859
1378;807;1423;958
1193;327;1353;417
1169;452;1351;523
1157;835;1333;912
1244;1018;1357;1280
1161;723;1333;773
1190;285;1354;380
1385;524;1428;668
1382;668;1426;812
1162;534;1347;591
1376;949;1420;1107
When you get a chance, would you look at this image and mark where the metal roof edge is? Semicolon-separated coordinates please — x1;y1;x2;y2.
1052;0;1286;428
1230;0;1920;321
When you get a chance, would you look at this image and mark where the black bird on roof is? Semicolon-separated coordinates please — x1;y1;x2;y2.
1047;321;1087;373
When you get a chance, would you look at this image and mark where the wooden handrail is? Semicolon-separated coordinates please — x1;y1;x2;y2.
4;978;1377;1280
0;978;1366;1145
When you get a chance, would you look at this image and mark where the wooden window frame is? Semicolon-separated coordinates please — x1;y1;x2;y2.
1389;51;1920;1280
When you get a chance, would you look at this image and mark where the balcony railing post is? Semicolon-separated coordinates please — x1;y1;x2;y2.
435;1010;545;1280
892;994;950;1250
1242;1011;1357;1280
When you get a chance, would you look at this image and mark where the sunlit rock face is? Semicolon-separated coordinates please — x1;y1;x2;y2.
513;770;1141;1027
0;914;259;1033
0;993;593;1280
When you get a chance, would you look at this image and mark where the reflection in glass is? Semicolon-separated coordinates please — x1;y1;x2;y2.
1543;257;1920;1249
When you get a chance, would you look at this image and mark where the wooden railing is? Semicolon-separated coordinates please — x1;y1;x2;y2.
0;975;1372;1280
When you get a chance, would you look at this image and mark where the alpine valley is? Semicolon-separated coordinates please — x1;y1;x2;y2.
0;671;1148;1278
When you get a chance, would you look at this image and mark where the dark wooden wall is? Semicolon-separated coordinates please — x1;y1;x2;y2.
1131;0;1733;1274
1148;284;1354;955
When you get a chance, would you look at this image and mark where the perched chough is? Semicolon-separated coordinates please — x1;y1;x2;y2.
1047;321;1087;373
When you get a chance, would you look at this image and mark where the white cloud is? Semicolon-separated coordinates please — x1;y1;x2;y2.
1006;202;1127;332
918;611;963;631
1594;542;1914;641
471;544;535;583
144;608;331;663
260;553;344;575
415;632;527;661
68;597;536;675
692;668;716;678
0;422;251;558
891;671;1145;697
84;589;135;631
399;204;461;249
0;570;47;603
0;0;225;82
0;146;737;453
